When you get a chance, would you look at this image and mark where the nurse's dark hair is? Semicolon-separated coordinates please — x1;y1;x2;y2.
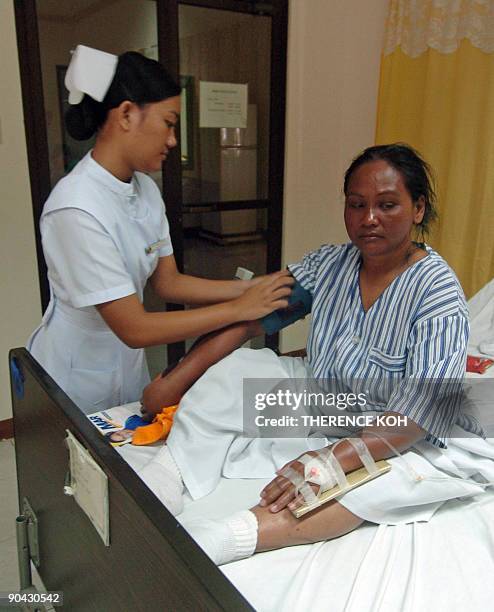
65;51;181;141
343;143;438;237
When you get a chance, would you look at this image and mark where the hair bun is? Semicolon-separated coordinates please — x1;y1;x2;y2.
65;95;103;140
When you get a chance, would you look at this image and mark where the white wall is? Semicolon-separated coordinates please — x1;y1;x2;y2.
280;0;389;352
0;2;42;421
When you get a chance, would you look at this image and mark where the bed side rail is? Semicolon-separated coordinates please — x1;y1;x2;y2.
9;347;252;611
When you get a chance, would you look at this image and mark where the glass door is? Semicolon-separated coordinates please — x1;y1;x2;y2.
179;4;270;349
160;0;288;362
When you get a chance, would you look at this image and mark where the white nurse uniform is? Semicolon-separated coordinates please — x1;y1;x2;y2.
28;152;173;414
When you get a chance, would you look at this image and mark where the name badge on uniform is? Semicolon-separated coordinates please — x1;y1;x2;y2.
145;239;168;255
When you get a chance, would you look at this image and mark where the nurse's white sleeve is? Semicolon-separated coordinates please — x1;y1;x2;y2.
42;209;136;308
157;208;174;258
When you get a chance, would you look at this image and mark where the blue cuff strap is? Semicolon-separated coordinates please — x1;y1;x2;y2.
261;280;312;335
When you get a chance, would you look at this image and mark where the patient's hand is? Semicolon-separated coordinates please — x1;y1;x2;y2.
141;370;184;420
233;271;294;321
260;423;426;513
140;320;264;421
259;451;321;514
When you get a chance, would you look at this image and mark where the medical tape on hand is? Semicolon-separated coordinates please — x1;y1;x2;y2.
320;445;349;490
301;450;348;493
300;454;337;502
280;465;304;487
300;454;335;493
279;463;319;505
295;455;317;504
326;451;348;490
346;437;378;475
297;482;319;505
363;431;423;482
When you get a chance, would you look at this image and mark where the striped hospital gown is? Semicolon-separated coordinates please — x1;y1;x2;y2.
289;243;471;447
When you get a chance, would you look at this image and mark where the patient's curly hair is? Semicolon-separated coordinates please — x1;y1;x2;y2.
343;143;438;239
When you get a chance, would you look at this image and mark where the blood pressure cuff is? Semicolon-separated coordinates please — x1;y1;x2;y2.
261;279;313;335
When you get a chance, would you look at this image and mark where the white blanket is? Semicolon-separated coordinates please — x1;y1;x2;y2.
223;490;494;612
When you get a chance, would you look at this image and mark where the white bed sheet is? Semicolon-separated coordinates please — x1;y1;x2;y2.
468;277;494;360
114;408;494;612
221;489;494;612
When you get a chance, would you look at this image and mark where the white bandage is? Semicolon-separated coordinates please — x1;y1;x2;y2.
279;461;319;505
300;454;335;492
301;449;349;496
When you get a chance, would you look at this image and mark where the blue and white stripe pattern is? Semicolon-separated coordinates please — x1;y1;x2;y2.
289;243;471;447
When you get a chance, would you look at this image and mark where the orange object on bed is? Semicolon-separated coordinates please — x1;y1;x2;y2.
131;405;178;445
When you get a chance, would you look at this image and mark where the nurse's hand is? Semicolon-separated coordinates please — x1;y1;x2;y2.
233;270;294;320
246;270;287;287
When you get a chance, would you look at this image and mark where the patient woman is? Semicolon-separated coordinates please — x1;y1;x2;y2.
137;144;494;565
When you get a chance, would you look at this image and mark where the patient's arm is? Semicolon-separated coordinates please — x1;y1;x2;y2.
259;416;425;513
140;274;310;419
141;320;263;419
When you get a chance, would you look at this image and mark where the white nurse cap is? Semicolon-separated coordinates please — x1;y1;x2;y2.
65;45;118;105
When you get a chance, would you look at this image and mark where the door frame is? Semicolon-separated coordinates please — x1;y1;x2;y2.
14;0;289;358
14;0;51;311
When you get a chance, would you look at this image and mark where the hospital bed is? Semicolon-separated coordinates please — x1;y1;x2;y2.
10;280;494;610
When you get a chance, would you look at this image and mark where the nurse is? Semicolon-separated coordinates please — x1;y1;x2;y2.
28;45;292;415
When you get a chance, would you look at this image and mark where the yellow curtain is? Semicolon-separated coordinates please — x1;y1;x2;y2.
376;0;494;297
